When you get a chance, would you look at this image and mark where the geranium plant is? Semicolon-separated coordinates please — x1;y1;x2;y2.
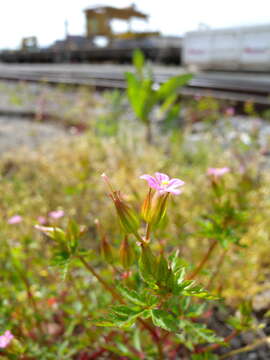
33;169;259;359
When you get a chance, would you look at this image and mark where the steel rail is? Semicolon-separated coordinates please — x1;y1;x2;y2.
0;67;269;104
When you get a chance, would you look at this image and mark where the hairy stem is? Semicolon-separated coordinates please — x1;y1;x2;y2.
78;255;123;302
187;239;217;280
20;271;45;337
78;254;164;359
207;248;228;289
145;223;151;242
196;330;238;354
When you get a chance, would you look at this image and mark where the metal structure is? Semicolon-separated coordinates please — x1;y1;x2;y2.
21;37;38;51
84;5;158;40
0;5;181;64
183;24;270;71
0;64;269;105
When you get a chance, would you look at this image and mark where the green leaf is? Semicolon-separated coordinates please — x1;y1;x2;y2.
157;74;192;100
139;244;158;286
117;285;147;307
133;49;145;76
177;320;224;348
156;254;170;285
151;309;179;332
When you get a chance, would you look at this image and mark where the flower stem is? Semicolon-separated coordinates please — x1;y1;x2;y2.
187;239;217;280
78;254;164;359
207;248;228;289
196;330;238;354
145;223;151;242
77;254;123;302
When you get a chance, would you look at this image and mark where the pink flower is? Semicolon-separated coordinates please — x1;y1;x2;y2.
140;172;185;195
8;215;22;224
207;167;230;178
225;107;235;116
49;210;65;219
0;330;14;348
37;216;47;225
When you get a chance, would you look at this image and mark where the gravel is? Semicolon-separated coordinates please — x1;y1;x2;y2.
0;116;68;154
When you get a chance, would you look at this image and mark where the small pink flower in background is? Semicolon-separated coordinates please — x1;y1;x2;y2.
0;330;14;348
37;216;47;225
49;210;65;219
207;167;230;178
8;215;22;225
140;172;185;195
225;107;235;116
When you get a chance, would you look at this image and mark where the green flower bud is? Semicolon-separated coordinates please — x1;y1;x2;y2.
141;191;169;229
100;235;114;263
120;236;135;269
111;191;140;235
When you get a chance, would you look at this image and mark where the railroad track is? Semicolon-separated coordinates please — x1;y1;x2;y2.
0;64;269;105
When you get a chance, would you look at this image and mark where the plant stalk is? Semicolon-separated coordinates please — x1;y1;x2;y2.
78;254;164;359
187;239;217;280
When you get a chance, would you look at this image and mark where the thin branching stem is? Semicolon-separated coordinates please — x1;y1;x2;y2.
187;239;218;280
78;254;164;359
196;330;238;354
207;248;228;289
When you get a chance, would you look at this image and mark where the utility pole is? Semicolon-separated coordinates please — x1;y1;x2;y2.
65;19;69;39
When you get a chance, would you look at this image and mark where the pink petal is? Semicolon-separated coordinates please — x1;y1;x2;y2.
8;215;22;224
140;174;159;190
0;331;13;348
167;188;182;195
155;172;169;183
167;179;185;188
49;210;65;219
207;167;230;177
37;216;47;224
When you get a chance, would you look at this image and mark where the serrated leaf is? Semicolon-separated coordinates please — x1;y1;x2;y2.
151;309;179;332
178;319;224;347
156;254;170;285
183;284;220;300
96;305;150;329
139;244;158;286
175;267;186;285
117;285;147;307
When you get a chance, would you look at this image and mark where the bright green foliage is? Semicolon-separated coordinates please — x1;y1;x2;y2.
125;49;192;140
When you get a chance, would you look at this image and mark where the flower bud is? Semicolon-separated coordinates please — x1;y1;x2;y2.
141;189;153;223
100;235;114;263
141;191;169;229
101;173;140;235
120;236;135;269
111;191;140;235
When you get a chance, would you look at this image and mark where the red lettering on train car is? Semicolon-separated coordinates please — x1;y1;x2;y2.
244;47;266;54
187;49;205;55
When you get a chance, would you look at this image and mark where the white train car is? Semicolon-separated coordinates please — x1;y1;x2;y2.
183;24;270;71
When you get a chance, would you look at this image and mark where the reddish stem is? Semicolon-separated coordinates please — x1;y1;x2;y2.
187;240;217;280
196;330;238;354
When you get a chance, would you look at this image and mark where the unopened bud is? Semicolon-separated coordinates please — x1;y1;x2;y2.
141;191;169;229
111;191;140;235
141;189;153;222
101;174;140;235
120;236;135;269
100;235;114;263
